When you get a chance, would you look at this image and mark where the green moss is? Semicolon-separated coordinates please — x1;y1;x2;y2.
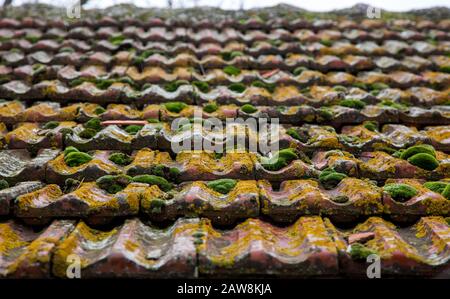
379;99;409;110
339;99;366;109
169;167;181;180
164;80;189;92
292;67;307;76
132;175;173;192
96;174;132;194
318;107;333;121
319;168;348;190
207;179;237;194
147;118;159;123
251;80;276;93
439;65;450;74
124;125;143;135
332;85;347;92
286;128;301;141
222;51;243;61
84;117;102;132
203;102;218;113
320;39;333;47
370;83;389;90
78;128;97;139
363;121;378;132
192;81;210;93
400;144;436;160
407;153;439;171
109;153;133;166
383;183;418;202
352;82;368;90
108;35;125;46
149;199;166;214
423;182;448;195
0;179;9;191
228;83;246;93
25;35;40;44
349;243;377;261
94;107;106;115
64;146;79;156
442;184;450;200
223;65;241;76
164;102;188;113
42;121;59;130
261;148;298;171
240;104;257;114
64;151;93;167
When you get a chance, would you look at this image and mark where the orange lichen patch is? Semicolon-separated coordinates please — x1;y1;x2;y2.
5;123;40;143
139;185;167;211
105;104;143;119
272;85;299;101
69;182;120;210
241;86;271;99
205;216;337;268
342;125;380;143
424;126;450;145
359;151;399;174
308;86;334;100
0;101;24;117
281;179;322;201
0;222;28;258
352;217;425;262
19;103;57;119
48;151;121;174
53;221;118;277
16;184;63;211
326;72;356;85
323;218;347;252
414;217;450;259
127;148;173;169
337;178;383;213
119;183;158;212
307;126;341;148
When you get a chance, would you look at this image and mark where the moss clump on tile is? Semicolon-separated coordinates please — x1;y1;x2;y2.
192;81;210;93
164;80;189;92
0;179;9;191
222;51;243;61
331;195;349;204
203;102;218;113
319;168;348;190
64;151;93;167
132;175;172;192
207;179;237;194
84;117;102;132
223;65;241;76
108;35;125;46
400;144;436;160
383;183;418;202
149;199;166;214
339;99;366;109
363;121;378;132
251;80;276;93
407;153;439;171
286;128;301;140
369;82;389;90
228;83;246;93
164;102;188;113
96;174;132;194
240;104;257;114
124;125;143;135
292;67;307;76
42;121;59;130
64;146;79;156
78;128;97;139
261;148;298;171
349;243;377;260
94;106;106;115
424;182;450;200
108;153;133;166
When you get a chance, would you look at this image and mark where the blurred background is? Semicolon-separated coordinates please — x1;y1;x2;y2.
2;0;450;11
